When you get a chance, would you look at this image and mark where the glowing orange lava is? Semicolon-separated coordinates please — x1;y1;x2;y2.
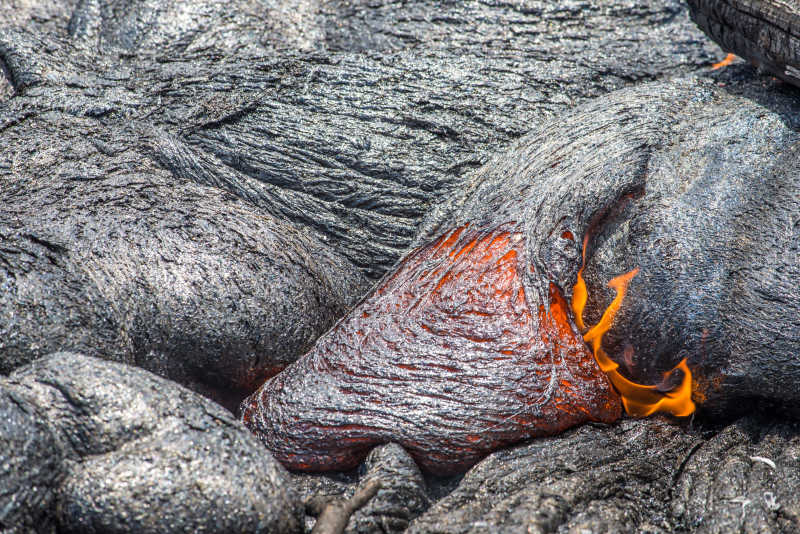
571;239;695;417
712;53;737;70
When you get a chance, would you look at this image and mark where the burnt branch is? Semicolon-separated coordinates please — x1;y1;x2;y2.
310;479;382;534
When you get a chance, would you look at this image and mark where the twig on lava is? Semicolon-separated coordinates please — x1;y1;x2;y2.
307;479;382;534
749;456;777;470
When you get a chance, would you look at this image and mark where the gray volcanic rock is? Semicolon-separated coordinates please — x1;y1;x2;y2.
147;0;717;278
0;0;77;34
409;416;800;533
290;415;800;533
3;352;302;534
319;0;715;64
672;416;800;533
0;0;75;102
3;2;800;532
64;0;720;68
576;73;800;417
2;0;716;279
2;0;723;109
0;387;63;534
0;54;12;103
407;418;700;534
0;108;366;407
345;443;430;534
68;0;324;55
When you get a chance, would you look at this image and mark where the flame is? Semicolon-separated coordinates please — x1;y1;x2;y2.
572;234;590;330
712;53;737;70
570;241;695;417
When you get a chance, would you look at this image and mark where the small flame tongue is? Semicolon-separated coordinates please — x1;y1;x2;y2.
571;236;695;417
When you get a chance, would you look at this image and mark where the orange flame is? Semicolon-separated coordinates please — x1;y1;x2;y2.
572;234;590;331
570;243;695;417
712;53;737;70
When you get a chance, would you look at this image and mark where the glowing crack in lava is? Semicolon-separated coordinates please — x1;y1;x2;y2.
571;236;695;417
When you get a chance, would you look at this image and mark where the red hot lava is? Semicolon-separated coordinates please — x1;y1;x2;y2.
241;223;621;473
241;224;694;474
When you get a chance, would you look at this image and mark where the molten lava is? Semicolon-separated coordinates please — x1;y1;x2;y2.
242;223;622;474
712;53;737;70
571;237;695;417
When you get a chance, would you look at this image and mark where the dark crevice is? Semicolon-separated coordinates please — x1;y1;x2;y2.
583;179;647;258
188;100;262;132
0;55;14;100
669;439;707;496
22;234;67;255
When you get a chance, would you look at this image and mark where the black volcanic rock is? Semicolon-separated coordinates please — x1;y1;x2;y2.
2;352;302;534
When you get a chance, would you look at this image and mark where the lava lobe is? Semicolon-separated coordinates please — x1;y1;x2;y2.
241;223;621;474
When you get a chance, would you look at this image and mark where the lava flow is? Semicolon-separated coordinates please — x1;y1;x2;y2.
571;236;695;417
